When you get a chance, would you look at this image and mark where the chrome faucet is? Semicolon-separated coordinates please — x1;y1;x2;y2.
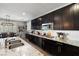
57;32;68;39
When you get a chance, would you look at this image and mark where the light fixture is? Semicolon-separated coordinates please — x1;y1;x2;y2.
1;15;13;26
5;15;10;20
38;18;42;21
22;12;26;16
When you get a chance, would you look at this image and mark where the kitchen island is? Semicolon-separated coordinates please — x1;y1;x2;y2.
0;37;44;56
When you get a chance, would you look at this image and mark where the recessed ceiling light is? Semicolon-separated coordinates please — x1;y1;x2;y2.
22;12;26;16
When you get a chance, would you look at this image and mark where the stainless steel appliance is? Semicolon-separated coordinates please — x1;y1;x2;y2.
42;23;53;30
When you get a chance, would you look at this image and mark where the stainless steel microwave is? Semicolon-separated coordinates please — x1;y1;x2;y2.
42;23;53;30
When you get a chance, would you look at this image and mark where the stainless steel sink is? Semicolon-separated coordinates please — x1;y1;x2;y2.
9;43;24;49
5;39;24;49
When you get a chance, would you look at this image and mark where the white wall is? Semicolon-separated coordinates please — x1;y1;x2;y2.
27;20;31;31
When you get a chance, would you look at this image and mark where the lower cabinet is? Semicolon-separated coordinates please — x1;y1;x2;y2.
43;39;58;55
43;39;79;56
62;44;79;56
26;34;79;56
29;35;43;48
33;36;42;48
25;34;31;41
44;40;79;56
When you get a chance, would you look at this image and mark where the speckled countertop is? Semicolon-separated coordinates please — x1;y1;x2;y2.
28;33;79;47
0;37;44;56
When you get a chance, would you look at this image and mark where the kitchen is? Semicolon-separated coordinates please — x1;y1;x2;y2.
0;3;79;56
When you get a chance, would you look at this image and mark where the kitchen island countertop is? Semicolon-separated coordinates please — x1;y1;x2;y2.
0;37;44;56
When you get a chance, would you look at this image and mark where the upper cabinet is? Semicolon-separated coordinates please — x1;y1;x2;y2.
63;4;74;30
31;3;79;30
73;4;79;30
62;3;79;30
41;13;54;23
53;8;64;30
31;18;42;30
31;13;54;30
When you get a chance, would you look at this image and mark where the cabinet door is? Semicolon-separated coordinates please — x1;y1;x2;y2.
62;44;79;56
53;4;77;30
44;39;58;55
29;35;34;43
31;19;42;30
63;4;74;30
34;36;42;48
42;15;49;23
73;4;79;30
41;13;54;24
25;34;31;41
31;19;36;29
29;35;42;48
53;9;64;30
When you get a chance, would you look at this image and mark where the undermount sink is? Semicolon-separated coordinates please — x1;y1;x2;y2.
9;43;24;49
5;39;24;49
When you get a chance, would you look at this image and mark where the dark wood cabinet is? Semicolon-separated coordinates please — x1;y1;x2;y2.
31;18;42;30
53;8;64;30
41;13;53;24
73;4;79;30
33;36;42;48
43;39;66;56
63;4;74;30
61;44;79;56
26;33;79;56
62;3;79;30
25;33;31;41
42;38;79;56
43;39;59;55
31;13;54;30
26;34;43;48
53;4;76;30
31;3;79;30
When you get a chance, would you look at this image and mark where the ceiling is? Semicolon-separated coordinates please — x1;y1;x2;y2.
0;3;70;21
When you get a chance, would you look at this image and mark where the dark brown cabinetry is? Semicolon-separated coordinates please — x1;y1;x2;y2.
31;3;79;30
41;13;53;24
44;39;79;56
53;4;76;30
25;34;79;56
32;36;42;48
53;8;64;30
31;18;42;30
26;34;43;48
73;4;79;30
63;4;74;30
43;39;59;55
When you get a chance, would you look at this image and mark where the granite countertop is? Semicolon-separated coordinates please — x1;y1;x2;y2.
27;33;79;47
0;37;44;56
